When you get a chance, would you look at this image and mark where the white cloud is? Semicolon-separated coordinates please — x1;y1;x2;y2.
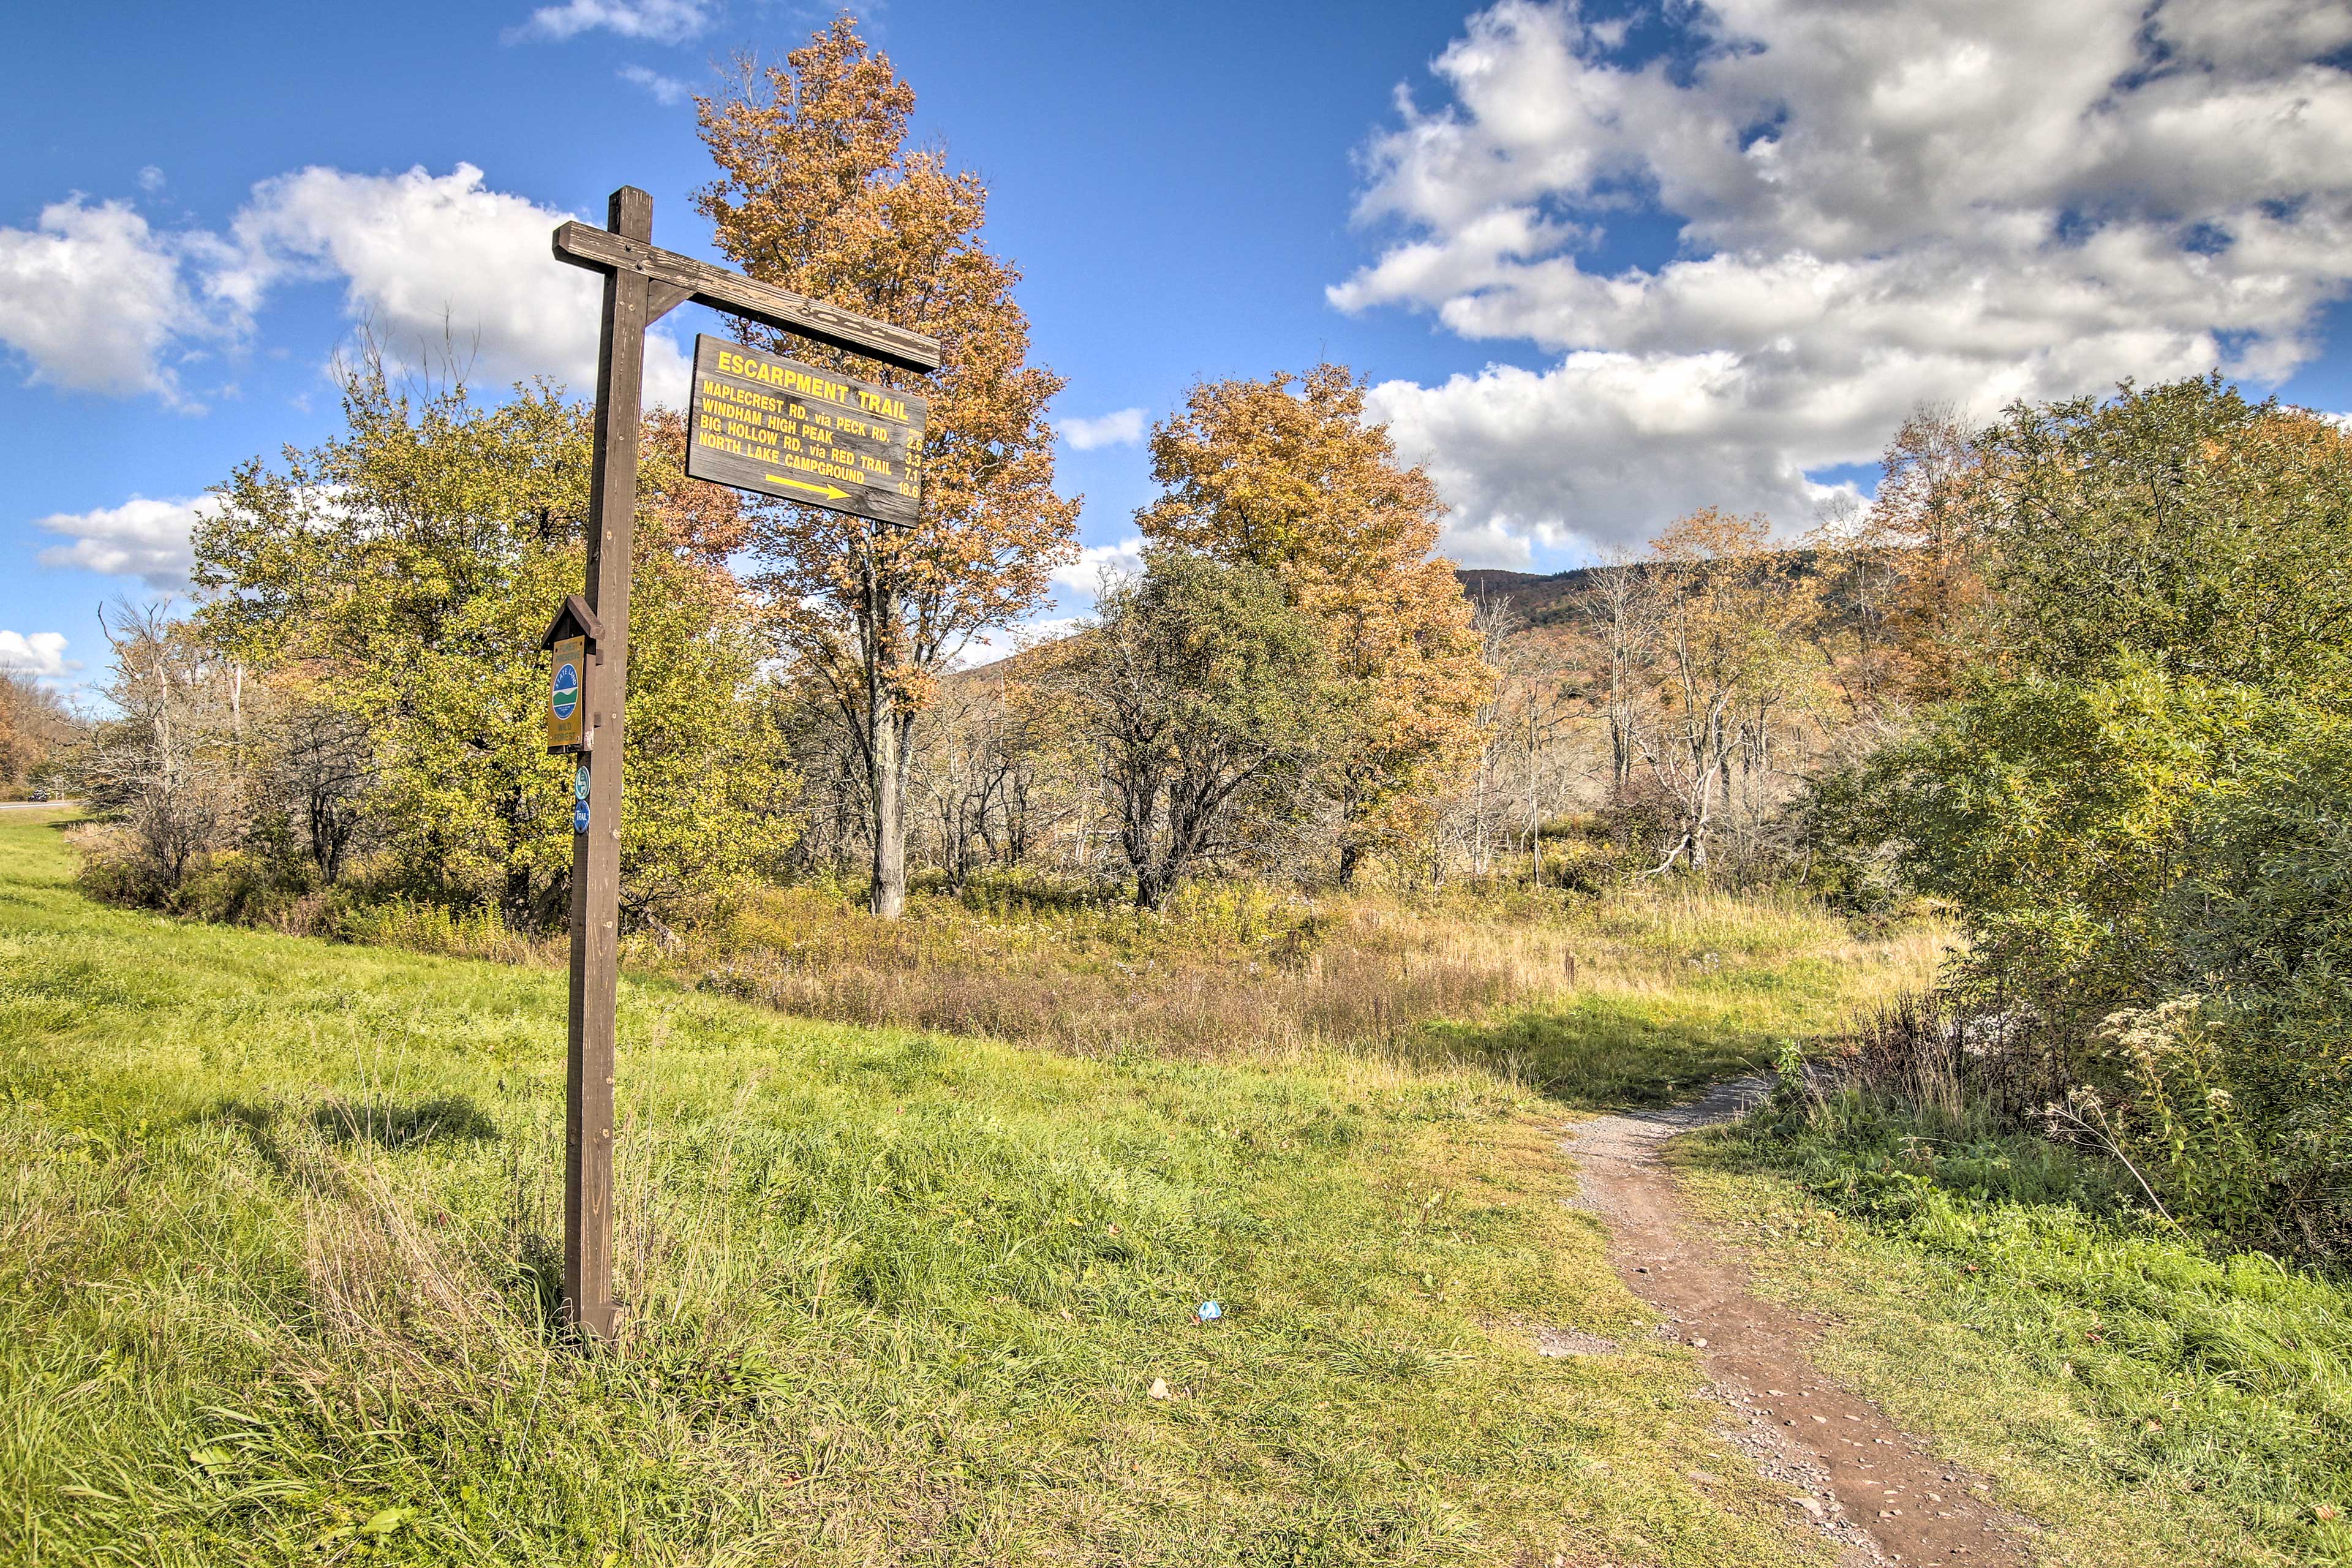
619;64;693;105
954;616;1084;671
1436;515;1534;570
0;198;237;404
34;494;214;590
0;162;706;413
1061;407;1148;450
1049;536;1145;594
137;165;165;194
227;162;692;405
1334;0;2352;553
508;0;713;43
0;631;75;680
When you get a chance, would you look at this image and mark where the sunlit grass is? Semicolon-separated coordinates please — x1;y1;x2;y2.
2;813;1836;1566
1681;1093;2352;1567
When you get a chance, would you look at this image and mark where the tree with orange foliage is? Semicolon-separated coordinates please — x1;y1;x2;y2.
0;671;74;792
696;17;1079;918
1137;364;1490;883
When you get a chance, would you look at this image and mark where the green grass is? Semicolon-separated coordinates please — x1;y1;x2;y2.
0;812;1844;1567
1681;1091;2352;1567
259;849;1940;1091
1411;904;1929;1109
1414;964;1842;1109
50;802;2332;1564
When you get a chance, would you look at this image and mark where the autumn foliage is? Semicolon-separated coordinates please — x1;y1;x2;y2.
1140;365;1490;880
696;17;1078;918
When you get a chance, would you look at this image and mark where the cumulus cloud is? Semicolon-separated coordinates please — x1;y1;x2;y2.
228;162;693;400
0;631;75;680
1333;0;2352;552
225;163;693;405
619;64;694;105
0;198;238;404
507;0;712;43
1061;407;1148;450
34;494;215;590
1050;536;1146;594
0;163;696;411
1436;514;1535;570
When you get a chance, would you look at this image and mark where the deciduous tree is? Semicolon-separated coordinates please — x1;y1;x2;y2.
194;355;788;925
1137;364;1488;882
696;17;1079;919
1863;403;1991;703
1070;551;1326;910
1636;508;1826;874
0;671;76;792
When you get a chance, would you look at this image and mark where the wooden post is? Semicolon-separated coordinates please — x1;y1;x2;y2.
565;186;652;1341
546;184;940;1343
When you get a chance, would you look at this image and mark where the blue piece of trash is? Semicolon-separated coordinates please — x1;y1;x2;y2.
1196;1300;1222;1321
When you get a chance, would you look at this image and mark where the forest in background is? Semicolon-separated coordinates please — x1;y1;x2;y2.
23;15;2352;1273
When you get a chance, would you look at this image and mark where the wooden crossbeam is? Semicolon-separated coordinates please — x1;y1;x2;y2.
552;221;942;373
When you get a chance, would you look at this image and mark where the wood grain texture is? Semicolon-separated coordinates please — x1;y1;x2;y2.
553;221;943;372
562;186;654;1344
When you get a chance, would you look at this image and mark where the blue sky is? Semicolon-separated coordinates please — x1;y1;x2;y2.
6;0;2352;689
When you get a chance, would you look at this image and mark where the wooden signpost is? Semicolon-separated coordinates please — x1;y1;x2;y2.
549;187;939;1340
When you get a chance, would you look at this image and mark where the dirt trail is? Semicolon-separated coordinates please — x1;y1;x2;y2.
1564;1080;2034;1567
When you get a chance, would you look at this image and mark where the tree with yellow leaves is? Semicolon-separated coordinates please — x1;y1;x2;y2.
696;17;1078;918
1137;365;1490;883
1801;404;2000;723
1636;507;1828;875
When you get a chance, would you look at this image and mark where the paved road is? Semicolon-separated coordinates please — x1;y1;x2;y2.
0;799;83;810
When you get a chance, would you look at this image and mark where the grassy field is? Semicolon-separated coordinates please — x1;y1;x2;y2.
1680;1094;2352;1567
26;805;2342;1565
4;810;1891;1567
322;863;1940;1110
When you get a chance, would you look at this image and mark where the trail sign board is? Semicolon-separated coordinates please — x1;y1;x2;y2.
547;637;587;751
686;334;925;527
538;594;601;758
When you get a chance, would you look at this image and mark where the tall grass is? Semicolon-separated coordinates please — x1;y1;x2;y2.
1692;1089;2352;1567
2;813;1839;1566
618;873;1942;1102
74;816;1945;1109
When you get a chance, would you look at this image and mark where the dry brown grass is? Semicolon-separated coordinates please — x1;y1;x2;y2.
77;797;1944;1093
236;865;1948;1089
683;876;1947;1080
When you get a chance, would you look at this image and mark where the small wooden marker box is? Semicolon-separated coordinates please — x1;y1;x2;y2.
540;593;603;755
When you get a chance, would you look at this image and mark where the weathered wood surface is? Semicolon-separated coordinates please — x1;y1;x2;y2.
553;221;942;372
561;187;654;1343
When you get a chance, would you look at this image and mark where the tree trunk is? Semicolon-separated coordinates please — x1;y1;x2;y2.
868;688;908;919
501;782;534;925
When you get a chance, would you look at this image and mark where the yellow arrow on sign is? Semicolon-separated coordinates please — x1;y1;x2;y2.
766;475;851;502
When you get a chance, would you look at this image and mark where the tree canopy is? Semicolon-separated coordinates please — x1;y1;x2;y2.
194;356;790;924
696;16;1078;918
1139;364;1489;879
